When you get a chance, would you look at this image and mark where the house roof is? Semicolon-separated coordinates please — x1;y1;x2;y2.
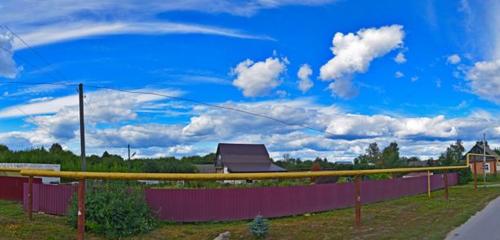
465;141;500;162
216;143;286;172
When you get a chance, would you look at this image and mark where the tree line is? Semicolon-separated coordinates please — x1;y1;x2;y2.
0;143;214;173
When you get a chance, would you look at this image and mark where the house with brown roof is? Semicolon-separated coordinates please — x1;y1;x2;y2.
215;143;286;173
465;141;500;175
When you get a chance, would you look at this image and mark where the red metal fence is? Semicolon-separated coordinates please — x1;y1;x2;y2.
146;173;457;222
22;183;76;215
0;176;41;202
13;173;457;222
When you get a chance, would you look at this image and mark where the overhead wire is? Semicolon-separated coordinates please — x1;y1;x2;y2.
0;24;335;138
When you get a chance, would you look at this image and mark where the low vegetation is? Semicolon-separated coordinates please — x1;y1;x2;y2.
68;182;157;238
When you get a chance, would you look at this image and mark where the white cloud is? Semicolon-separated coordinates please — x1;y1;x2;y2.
297;64;313;93
411;76;418;82
0;1;340;50
327;78;358;98
467;59;500;104
0;33;18;78
0;0;338;25
12;21;273;50
0;95;78;118
91;124;184;148
395;71;404;78
232;56;288;97
1;96;500;160
0;88;183;143
320;25;404;98
394;52;407;64
447;54;461;64
0;88;182;118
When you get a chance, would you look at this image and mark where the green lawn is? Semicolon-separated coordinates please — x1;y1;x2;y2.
1;181;499;240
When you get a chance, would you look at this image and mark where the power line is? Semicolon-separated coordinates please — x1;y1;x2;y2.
85;84;333;136
0;24;71;83
2;80;333;137
0;24;334;137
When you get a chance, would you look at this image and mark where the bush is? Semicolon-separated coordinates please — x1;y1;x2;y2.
68;181;157;238
249;215;269;239
457;168;472;185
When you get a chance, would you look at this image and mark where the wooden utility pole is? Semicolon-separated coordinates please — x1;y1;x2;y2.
483;134;487;184
78;83;86;171
78;83;86;240
128;144;131;161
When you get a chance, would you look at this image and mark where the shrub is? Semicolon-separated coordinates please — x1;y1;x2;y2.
457;168;472;185
68;181;157;238
249;215;269;239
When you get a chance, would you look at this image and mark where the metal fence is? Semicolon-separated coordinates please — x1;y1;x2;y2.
15;173;457;222
0;176;41;202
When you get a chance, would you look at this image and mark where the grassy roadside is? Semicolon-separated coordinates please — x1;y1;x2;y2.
1;182;499;240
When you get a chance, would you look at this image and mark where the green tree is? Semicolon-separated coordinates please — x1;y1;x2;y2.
438;140;465;165
0;144;9;152
49;143;63;153
382;142;400;168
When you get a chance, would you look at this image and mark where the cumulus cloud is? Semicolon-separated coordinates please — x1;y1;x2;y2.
319;25;404;98
395;71;404;78
0;88;183;144
1;95;499;160
394;52;407;64
232;56;288;97
0;33;18;78
297;64;313;93
467;59;500;104
447;54;461;64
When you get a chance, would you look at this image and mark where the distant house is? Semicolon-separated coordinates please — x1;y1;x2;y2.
215;143;286;173
464;141;500;175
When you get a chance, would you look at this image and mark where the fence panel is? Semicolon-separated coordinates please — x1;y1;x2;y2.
0;176;41;202
23;183;76;215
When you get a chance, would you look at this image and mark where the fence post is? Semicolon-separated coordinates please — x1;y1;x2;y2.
28;176;33;221
427;171;431;198
354;175;362;227
493;162;497;177
443;171;448;200
77;179;86;240
473;162;477;191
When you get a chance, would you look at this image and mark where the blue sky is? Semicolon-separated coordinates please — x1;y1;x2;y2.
0;0;499;161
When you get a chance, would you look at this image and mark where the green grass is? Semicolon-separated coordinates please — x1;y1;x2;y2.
1;181;499;240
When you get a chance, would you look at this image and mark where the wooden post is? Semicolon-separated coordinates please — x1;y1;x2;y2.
28;176;33;220
444;171;448;200
473;161;478;190
427;171;431;198
77;179;86;240
493;161;497;177
354;175;362;227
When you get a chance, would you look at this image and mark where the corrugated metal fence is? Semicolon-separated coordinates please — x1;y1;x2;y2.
2;173;458;222
146;173;457;222
22;183;76;215
0;176;41;202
